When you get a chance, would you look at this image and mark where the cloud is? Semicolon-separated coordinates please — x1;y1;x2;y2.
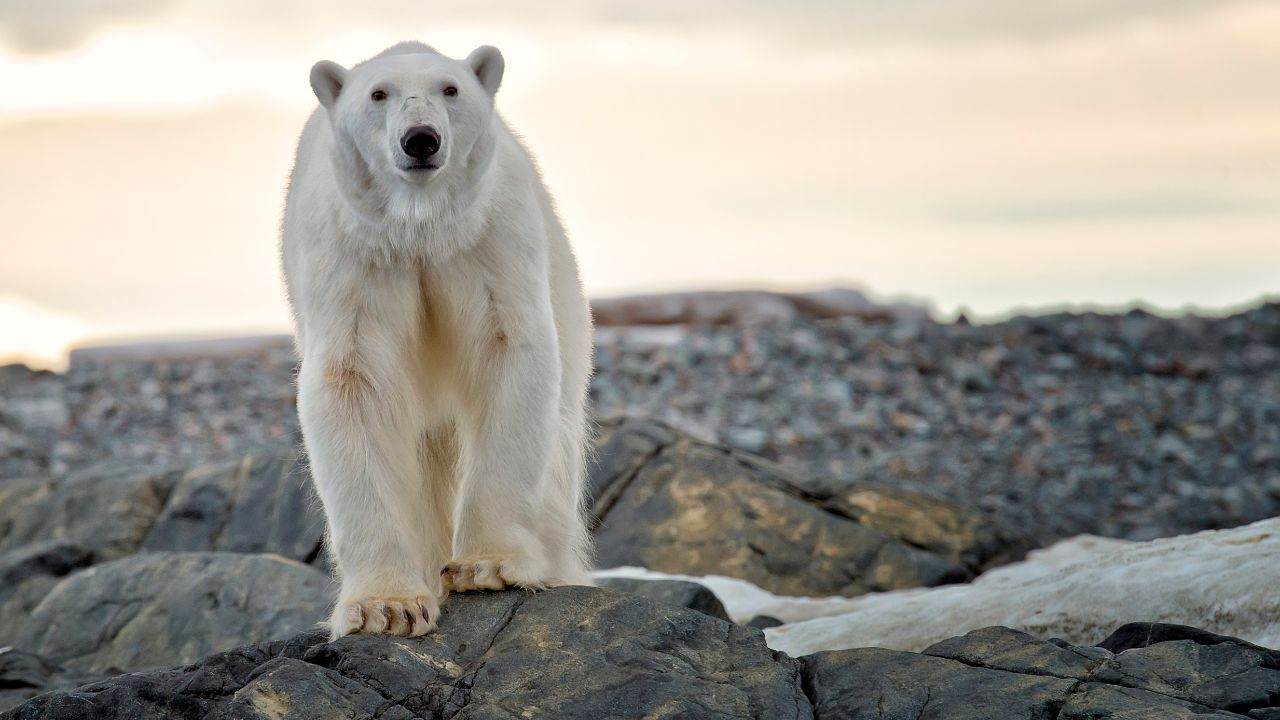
0;0;1239;55
0;0;172;53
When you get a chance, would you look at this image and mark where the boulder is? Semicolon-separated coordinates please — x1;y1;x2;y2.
767;518;1280;656
13;552;331;673
0;465;176;561
5;586;809;720
594;577;729;621
0;541;95;647
803;624;1280;719
0;446;324;567
589;419;1019;597
6;590;1279;720
142;448;324;562
0;649;104;714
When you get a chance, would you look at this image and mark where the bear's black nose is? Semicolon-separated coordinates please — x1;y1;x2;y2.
401;126;441;162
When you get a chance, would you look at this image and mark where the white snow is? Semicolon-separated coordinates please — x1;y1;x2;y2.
596;517;1280;657
766;518;1280;656
591;566;872;624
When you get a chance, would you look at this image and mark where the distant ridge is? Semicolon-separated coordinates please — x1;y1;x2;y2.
66;289;928;368
68;334;293;368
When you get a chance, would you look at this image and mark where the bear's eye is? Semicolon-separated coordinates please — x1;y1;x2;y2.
370;90;387;102
443;86;458;97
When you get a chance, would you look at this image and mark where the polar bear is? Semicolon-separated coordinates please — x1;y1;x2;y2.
280;41;594;639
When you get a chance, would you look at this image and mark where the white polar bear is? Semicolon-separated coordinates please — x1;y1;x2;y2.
280;41;594;639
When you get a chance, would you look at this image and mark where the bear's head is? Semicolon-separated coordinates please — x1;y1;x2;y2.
309;43;504;193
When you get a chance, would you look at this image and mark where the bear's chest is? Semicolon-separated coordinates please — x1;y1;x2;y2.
413;261;503;378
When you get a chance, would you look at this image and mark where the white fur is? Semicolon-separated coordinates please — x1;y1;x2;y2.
281;42;594;639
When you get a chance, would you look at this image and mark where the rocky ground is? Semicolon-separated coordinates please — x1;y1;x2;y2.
3;300;1278;545
1;420;1277;718
11;596;1280;720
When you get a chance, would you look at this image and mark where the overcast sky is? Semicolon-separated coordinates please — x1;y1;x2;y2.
1;1;1278;367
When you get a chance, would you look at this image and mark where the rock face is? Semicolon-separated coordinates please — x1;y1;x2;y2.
0;420;1012;604
7;591;1280;720
589;419;1021;597
140;449;324;562
767;518;1280;656
0;465;177;561
0;446;324;566
0;650;105;714
12;552;331;674
803;623;1280;720
5;587;811;720
594;577;729;621
0;541;95;648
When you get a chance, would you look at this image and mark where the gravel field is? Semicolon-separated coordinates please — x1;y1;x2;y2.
2;300;1277;545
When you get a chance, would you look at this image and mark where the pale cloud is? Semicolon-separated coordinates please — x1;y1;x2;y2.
0;1;1277;368
0;0;1237;55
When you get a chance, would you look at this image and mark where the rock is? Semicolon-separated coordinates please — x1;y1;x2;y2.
7;591;1279;719
767;518;1280;656
13;552;332;673
0;541;95;647
0;465;177;561
747;615;783;630
802;624;1280;719
5;300;1278;546
5;586;809;720
142;448;324;562
594;577;729;621
0;649;105;714
590;419;1015;597
0;446;324;567
591;566;892;626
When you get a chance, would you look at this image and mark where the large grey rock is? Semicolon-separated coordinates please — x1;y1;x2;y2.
0;446;324;567
594;577;729;621
0;649;105;714
589;419;1019;597
5;586;810;719
142;447;324;562
7;595;1279;720
802;624;1280;719
0;541;95;647
13;552;331;674
0;465;176;561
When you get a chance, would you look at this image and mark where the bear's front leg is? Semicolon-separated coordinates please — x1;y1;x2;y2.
298;351;449;639
446;309;563;592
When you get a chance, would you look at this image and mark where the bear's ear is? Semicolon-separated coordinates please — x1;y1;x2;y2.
466;45;504;96
310;60;347;110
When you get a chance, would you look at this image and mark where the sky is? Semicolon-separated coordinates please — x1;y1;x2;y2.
1;1;1278;368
